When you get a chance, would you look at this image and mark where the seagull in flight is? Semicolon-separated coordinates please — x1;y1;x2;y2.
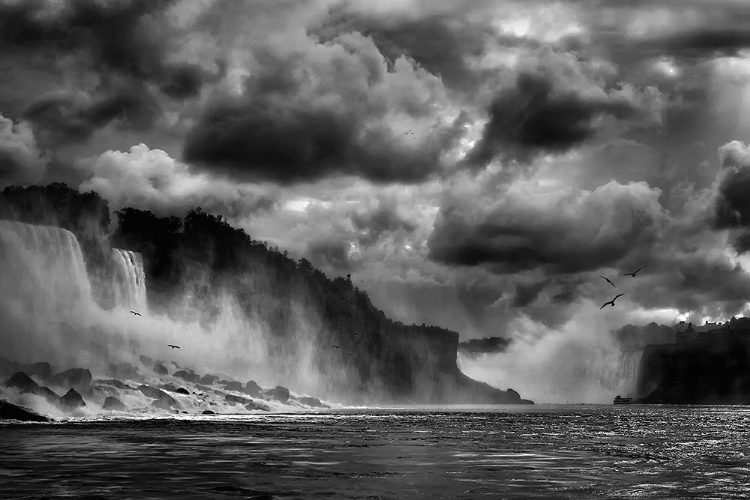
129;310;142;316
600;276;616;288
622;265;647;277
600;293;625;310
167;344;180;349
332;345;340;349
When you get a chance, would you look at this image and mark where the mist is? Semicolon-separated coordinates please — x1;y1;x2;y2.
458;302;647;404
0;218;333;403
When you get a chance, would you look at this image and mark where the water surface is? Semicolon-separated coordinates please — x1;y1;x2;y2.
2;405;749;499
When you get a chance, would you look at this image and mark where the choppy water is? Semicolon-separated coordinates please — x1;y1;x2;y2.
2;405;749;499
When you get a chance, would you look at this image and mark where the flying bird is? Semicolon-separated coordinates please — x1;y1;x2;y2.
622;265;647;277
600;276;616;288
600;293;625;310
332;345;340;349
129;310;141;316
167;344;180;349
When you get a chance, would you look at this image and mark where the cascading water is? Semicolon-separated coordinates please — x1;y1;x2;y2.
0;220;93;316
111;248;148;312
586;349;644;397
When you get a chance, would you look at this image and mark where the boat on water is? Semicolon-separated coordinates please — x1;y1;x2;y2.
613;395;633;405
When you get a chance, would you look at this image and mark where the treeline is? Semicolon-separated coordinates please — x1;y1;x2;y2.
0;183;110;235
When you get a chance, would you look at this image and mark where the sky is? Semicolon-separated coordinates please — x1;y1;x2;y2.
3;0;750;344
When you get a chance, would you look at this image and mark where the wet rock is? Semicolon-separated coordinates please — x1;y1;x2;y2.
138;385;179;409
0;356;18;376
20;362;51;380
151;398;179;410
174;370;200;383
264;386;290;403
153;364;169;375
5;372;40;393
219;380;244;392
49;368;92;394
200;374;219;385
225;394;251;405
4;372;60;404
103;397;126;411
96;379;131;390
106;362;141;381
139;355;153;368
59;389;86;410
298;397;324;408
0;399;50;422
244;380;262;397
194;384;211;393
176;388;190;395
245;401;270;411
202;409;216;415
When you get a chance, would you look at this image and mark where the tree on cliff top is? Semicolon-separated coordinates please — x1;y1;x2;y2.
0;183;110;235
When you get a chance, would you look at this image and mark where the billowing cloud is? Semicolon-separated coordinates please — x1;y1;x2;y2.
466;48;666;166
183;29;465;184
428;178;666;274
0;114;48;187
78;143;277;218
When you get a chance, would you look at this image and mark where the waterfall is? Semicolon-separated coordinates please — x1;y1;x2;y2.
0;220;93;316
111;248;148;312
587;349;643;397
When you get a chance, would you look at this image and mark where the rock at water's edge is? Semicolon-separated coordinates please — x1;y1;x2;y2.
103;397;126;411
264;386;290;403
59;389;86;410
0;400;50;422
298;396;324;408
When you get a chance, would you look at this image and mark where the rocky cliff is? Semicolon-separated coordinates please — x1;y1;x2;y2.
637;323;750;404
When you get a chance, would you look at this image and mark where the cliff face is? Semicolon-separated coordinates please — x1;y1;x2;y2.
637;330;750;404
1;184;532;405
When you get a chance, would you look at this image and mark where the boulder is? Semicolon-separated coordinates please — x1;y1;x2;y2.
0;400;50;422
298;397;324;408
5;372;40;393
138;385;179;409
5;372;60;404
103;397;126;411
202;409;216;415
174;370;200;383
153;364;169;375
49;368;92;393
20;362;51;380
59;389;86;410
219;380;244;392
225;394;251;405
199;374;219;385
96;379;131;390
0;356;18;376
264;386;290;403
175;387;190;395
244;380;262;397
245;401;270;411
106;362;141;381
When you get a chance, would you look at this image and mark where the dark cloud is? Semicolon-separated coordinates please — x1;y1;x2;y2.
351;204;417;246
183;32;465;185
314;10;491;94
306;239;356;273
711;141;750;253
0;0;223;145
24;88;161;146
428;180;665;275
467;71;641;165
0;114;48;187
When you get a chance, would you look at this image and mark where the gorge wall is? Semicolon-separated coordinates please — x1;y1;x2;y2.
0;184;532;406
